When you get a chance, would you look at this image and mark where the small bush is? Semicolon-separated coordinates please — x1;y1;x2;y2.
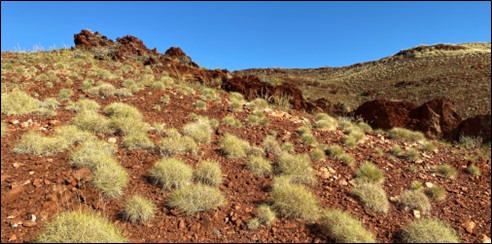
399;190;431;214
281;142;295;153
92;161;129;198
401;148;420;162
149;157;193;190
314;113;338;131
410;181;423;190
58;88;73;101
87;83;116;97
220;133;251;159
277;153;316;185
320;209;376;243
247;111;269;126
459;135;482;149
374;147;384;155
344;130;366;147
271;177;320;221
66;98;100;112
109;117;150;135
53;125;96;144
326;145;344;158
35;210;126;243
262;135;283;157
158;134;198;156
351;182;389;214
301;133;318;147
249;146;265;156
104;102;143;120
13;131;71;156
222;115;242;128
1;90;40;115
72;110;113;134
466;164;481;176
297;125;312;135
194;100;207;110
122;132;154;150
431;164;458;179
310;148;325;162
400;219;460;243
124;195;156;224
256;204;276;226
246;155;272;176
338;153;356;166
247;218;261;230
357;122;373;132
425;185;446;201
160;94;171;105
182;119;212;144
194;160;223;186
390;145;402;156
422;141;437;152
247;98;269;111
388;128;425;142
167;183;225;215
355;162;384;184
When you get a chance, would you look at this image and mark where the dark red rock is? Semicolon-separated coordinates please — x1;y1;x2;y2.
354;99;416;129
409;98;462;139
453;114;491;143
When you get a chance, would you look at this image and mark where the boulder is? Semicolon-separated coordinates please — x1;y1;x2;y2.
453;114;491;143
409;98;462;139
354;99;416;130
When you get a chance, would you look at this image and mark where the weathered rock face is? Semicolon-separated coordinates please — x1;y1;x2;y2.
164;47;198;68
409;98;462;139
453;114;491;143
353;99;417;130
74;30;113;49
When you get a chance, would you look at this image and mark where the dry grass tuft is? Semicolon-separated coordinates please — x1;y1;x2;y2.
400;219;460;243
320;209;376;243
167;183;225;215
149;157;193;190
194;160;223;186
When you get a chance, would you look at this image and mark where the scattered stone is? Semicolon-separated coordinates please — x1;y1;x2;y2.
29;171;35;175
73;167;93;182
483;235;491;243
327;167;336;174
4;185;24;204
7;215;15;219
10;120;19;125
20;121;30;128
425;182;434;188
389;196;399;203
10;223;19;228
464;220;476;233
8;234;17;242
30;214;37;222
48;120;61;126
339;179;348;186
44;179;51;185
12;162;20;168
47;158;54;163
178;219;185;229
23;221;37;227
413;210;421;218
414;159;424;164
33;178;42;187
108;137;117;143
348;179;358;186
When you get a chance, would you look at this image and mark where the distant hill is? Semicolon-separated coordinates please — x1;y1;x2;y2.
234;42;491;119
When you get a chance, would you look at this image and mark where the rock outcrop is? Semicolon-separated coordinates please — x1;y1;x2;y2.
353;99;416;130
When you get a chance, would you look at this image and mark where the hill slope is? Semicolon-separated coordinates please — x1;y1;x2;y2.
234;43;491;119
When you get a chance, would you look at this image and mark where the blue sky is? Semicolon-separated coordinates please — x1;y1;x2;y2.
1;1;490;71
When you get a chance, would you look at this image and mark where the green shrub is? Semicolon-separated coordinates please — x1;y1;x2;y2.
194;100;207;110
281;142;295;153
182;119;212;144
53;125;96;144
35;210;126;243
249;146;265;156
410;181;423;190
297;125;312;135
401;148;420;162
1;90;40;115
69;139;117;170
248;98;269;111
425;185;446;201
422;141;437;152
314;113;338;131
246;155;272;176
466;164;481;176
194;160;223;186
271;176;320;221
104;102;143;120
124;195;156;224
344;130;366;147
13;131;71;156
200;87;221;102
310;148;325;162
357;122;373;132
431;164;458;179
122;132;154;150
66;98;100;112
167;183;225;215
390;145;402;156
149;157;193;190
277;153;316;185
355;162;384;184
459;135;482;149
320;209;376;243
338;153;356;166
222;115;242;128
301;133;318;147
108;117;150;135
388;128;425;142
247;218;261;230
72;110;113;134
374;147;384;155
351;182;389;213
87;83;116;97
400;219;460;243
1;121;8;137
58;88;73;101
92;161;129;198
326;145;344;158
256;204;276;227
262;135;283;157
399;190;431;214
220;133;251;159
247;111;269;126
158;133;198;156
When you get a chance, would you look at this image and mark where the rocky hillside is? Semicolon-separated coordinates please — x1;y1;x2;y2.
234;42;491;120
1;30;491;243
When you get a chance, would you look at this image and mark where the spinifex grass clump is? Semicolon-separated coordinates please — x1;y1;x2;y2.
355;161;385;184
158;129;197;156
13;131;71;156
36;210;127;243
277;152;316;185
222;115;242;128
320;209;376;243
256;204;276;227
351;182;389;214
247;110;269;126
228;92;246;111
400;219;460;243
432;164;458;179
246;155;273;176
262;135;283;158
149;157;193;190
220;133;251;159
72;110;113;134
1;121;8;137
399;189;431;214
167;183;225;215
247;98;269;111
66;98;101;112
193;160;223;186
388;127;425;142
314;113;338;131
270;176;320;221
466;164;481;176
326;145;355;166
182;118;212;144
123;195;156;224
1;90;40;115
425;184;447;201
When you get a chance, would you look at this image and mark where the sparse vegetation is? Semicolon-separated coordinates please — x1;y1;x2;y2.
1;121;8;137
158;132;198;156
399;189;431;214
247;98;269;111
459;135;482;149
256;204;276;227
351;182;389;214
246;110;269;126
123;195;156;224
425;184;447;201
13;131;71;156
1;90;42;115
431;164;458;179
182;118;212;144
355;161;385;184
220;133;251;159
66;98;101;112
247;218;261;230
194;160;223;186
246;155;273;176
149;157;193;190
167;183;225;215
36;210;126;243
314;113;338;131
388;128;425;142
320;209;376;243
466;164;481;176
310;148;325;162
400;219;460;243
222;115;242;128
262;135;283;157
270;176;320;221
277;152;316;185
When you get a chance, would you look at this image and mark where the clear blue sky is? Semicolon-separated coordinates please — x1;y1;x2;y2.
2;1;490;71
